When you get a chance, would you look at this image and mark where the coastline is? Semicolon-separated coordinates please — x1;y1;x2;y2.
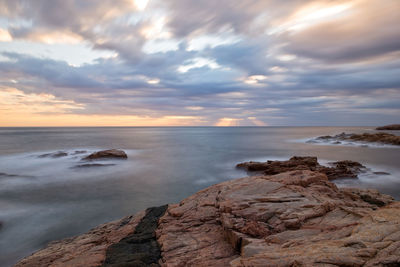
15;159;400;266
1;127;399;266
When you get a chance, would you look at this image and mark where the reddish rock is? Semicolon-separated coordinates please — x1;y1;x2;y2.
15;170;399;267
237;156;366;180
84;149;127;160
158;170;398;267
15;211;145;267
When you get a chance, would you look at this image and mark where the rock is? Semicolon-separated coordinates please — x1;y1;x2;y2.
347;133;400;146
376;124;400;130
373;171;391;175
316;135;332;140
102;205;168;266
38;151;68;158
0;172;34;178
72;163;116;168
15;171;399;267
314;132;400;146
0;172;19;177
236;156;366;180
83;149;127;160
73;150;87;155
157;170;397;267
15;211;146;267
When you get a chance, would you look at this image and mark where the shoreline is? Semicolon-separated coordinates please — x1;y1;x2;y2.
15;157;400;267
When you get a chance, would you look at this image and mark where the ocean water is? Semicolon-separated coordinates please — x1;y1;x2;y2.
0;126;399;266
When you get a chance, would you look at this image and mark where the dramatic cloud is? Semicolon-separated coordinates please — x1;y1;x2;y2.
0;0;399;126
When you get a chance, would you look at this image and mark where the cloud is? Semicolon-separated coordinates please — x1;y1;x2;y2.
0;0;399;126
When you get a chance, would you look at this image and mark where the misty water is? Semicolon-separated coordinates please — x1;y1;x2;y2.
0;126;399;266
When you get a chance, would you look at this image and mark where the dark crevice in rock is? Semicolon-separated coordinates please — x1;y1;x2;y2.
102;204;168;267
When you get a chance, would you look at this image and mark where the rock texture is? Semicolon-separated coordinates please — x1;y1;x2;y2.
315;132;400;146
102;205;168;266
158;170;399;267
376;124;400;130
236;156;366;180
15;211;146;267
15;170;400;267
84;149;128;160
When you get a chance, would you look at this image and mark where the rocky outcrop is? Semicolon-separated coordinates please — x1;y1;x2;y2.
313;132;400;146
376;124;400;130
83;149;128;160
158;170;398;266
236;156;366;180
15;170;400;267
15;210;146;267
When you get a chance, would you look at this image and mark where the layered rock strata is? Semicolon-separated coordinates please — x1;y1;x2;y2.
16;170;400;267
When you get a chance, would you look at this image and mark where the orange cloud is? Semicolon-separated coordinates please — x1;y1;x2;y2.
0;87;205;126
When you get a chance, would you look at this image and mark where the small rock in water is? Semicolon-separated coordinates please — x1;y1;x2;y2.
73;163;116;168
83;149;127;160
38;151;68;158
373;171;390;175
73;150;87;155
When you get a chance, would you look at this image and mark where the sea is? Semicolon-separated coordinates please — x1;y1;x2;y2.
0;126;399;266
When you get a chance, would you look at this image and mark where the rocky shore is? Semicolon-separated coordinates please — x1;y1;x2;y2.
310;132;400;146
376;124;400;131
15;157;400;267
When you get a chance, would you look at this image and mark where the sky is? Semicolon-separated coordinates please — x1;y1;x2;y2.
0;0;399;126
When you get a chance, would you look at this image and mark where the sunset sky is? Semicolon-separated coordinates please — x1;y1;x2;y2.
0;0;399;126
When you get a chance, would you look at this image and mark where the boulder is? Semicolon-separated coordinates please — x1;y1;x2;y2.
237;156;366;180
83;149;127;160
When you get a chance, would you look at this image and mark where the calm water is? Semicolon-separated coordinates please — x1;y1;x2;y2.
0;127;399;266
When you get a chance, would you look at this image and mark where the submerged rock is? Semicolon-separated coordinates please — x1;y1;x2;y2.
373;171;391;175
83;149;127;160
236;156;366;180
38;151;68;158
73;150;87;155
15;170;399;267
72;163;116;168
0;172;19;177
376;124;400;130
